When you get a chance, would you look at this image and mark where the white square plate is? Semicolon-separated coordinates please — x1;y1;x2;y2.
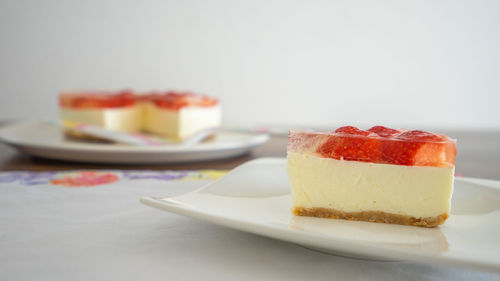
141;158;500;273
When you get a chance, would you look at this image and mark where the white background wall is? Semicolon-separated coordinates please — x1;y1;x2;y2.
0;0;499;130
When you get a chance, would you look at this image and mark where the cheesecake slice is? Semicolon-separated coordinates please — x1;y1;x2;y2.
144;92;221;141
59;90;142;133
287;126;457;227
59;90;221;141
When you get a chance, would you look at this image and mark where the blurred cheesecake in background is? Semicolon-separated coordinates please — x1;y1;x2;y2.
59;90;142;133
59;90;221;141
144;92;220;141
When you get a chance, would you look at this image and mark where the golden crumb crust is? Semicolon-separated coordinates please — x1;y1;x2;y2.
293;207;448;227
64;129;113;143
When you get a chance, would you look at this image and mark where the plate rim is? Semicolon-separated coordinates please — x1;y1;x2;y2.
141;157;500;274
0;120;270;153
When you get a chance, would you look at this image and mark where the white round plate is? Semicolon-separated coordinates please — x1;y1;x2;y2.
0;121;269;164
141;158;500;273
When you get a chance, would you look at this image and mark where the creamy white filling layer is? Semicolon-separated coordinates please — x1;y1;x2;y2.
60;103;221;140
287;152;454;218
60;106;143;132
145;103;221;140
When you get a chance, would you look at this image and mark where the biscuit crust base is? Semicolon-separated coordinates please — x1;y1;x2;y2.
64;129;113;143
293;207;448;228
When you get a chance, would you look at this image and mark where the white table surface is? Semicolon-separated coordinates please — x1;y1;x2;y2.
0;170;498;281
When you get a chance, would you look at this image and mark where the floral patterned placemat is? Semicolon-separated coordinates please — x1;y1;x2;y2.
0;170;228;187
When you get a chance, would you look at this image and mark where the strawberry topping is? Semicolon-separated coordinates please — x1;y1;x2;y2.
148;91;218;110
60;90;136;109
381;130;454;167
60;90;218;110
335;126;371;136
396;130;446;142
318;126;380;163
368;126;401;138
314;126;456;167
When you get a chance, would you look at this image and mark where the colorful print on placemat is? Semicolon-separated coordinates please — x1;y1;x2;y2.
122;170;228;181
122;171;188;181
0;172;57;185
0;170;229;187
51;171;120;187
182;170;228;181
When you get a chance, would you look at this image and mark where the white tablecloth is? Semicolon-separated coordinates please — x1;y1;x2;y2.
0;170;498;281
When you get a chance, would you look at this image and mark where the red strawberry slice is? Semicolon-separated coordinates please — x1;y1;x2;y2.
396;130;446;142
317;126;381;162
60;91;137;109
381;130;456;167
368;126;401;138
335;126;371;136
150;92;218;110
71;96;103;108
